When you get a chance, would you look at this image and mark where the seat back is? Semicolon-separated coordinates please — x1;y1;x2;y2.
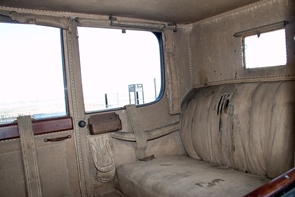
180;81;295;178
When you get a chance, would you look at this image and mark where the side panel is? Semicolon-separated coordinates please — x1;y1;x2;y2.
66;23;186;195
0;131;81;197
188;0;295;88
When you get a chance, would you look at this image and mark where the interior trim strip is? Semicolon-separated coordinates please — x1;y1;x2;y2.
111;121;179;142
233;21;288;37
0;117;73;141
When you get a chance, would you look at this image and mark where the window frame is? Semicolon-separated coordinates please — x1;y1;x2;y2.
233;21;288;70
0;22;71;140
77;26;165;114
242;28;287;69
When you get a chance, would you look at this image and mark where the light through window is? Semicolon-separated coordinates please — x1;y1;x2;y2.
78;27;162;112
0;23;67;124
243;29;287;69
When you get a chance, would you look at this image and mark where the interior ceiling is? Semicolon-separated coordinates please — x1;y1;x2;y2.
0;0;262;24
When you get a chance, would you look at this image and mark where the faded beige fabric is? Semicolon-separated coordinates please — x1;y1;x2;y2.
111;131;186;168
89;134;115;182
116;156;268;197
180;81;295;179
0;149;26;197
18;116;43;197
125;105;154;161
163;29;180;115
116;81;294;196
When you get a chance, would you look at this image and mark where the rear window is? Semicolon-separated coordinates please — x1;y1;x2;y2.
243;29;287;69
78;27;163;112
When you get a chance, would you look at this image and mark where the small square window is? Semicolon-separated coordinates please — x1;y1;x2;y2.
243;29;287;69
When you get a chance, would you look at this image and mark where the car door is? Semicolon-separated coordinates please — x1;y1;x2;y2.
0;19;82;197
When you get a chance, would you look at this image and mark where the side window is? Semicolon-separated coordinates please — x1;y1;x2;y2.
243;29;287;69
0;23;67;124
78;27;162;113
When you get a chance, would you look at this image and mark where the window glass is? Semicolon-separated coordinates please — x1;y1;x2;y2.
0;23;67;124
78;27;162;112
243;29;287;68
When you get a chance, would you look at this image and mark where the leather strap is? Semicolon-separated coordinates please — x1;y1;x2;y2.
18;116;42;197
125;105;154;161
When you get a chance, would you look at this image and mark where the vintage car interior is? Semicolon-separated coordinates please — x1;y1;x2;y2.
0;0;294;196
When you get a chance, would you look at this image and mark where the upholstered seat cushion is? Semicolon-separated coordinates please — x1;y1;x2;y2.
180;81;295;179
116;156;268;197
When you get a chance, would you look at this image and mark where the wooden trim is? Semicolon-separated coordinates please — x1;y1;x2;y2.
33;117;73;135
244;167;295;197
0;124;19;140
0;117;73;141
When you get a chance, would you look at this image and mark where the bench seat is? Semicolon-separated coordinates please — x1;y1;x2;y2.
116;156;268;197
116;81;295;196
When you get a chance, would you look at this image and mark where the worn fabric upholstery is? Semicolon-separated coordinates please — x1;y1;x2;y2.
116;156;268;197
116;81;295;196
180;81;295;179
